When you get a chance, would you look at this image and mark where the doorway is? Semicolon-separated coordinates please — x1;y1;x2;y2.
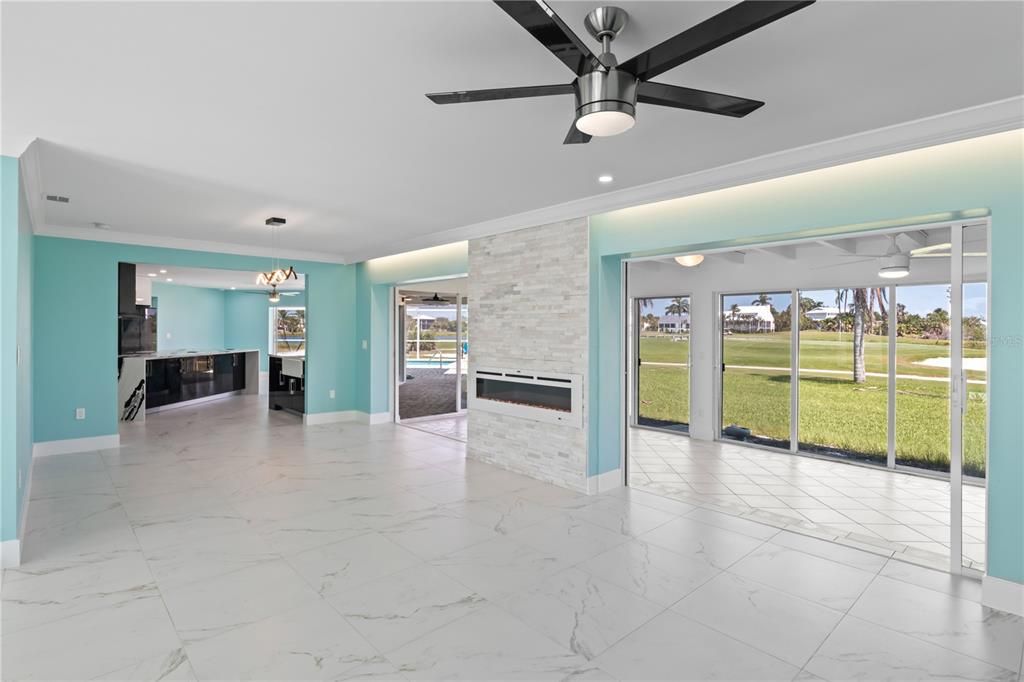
624;221;991;575
394;282;469;441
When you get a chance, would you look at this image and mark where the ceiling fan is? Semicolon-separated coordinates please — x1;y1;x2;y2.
416;293;457;305
426;0;815;144
818;235;986;279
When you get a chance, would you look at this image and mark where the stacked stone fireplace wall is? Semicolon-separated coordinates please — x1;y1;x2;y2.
467;218;589;491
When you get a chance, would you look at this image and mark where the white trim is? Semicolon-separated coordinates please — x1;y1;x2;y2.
33;434;120;457
347;97;1024;262
587;468;623;495
258;370;270;395
364;412;391;425
34;224;348;265
303;410;361;426
982;575;1024;616
1;539;21;569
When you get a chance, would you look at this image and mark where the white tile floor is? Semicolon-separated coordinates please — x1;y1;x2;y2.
3;395;1020;681
400;414;468;442
629;427;987;571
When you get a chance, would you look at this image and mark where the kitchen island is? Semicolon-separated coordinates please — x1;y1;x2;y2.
118;349;260;422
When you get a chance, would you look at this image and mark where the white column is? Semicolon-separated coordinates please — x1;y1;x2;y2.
950;224;965;573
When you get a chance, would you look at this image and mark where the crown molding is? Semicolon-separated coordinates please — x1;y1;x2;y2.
33;223;351;265
347;96;1024;262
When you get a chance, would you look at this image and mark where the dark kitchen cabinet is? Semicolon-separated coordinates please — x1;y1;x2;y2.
269;355;305;414
145;353;247;409
117;263;137;315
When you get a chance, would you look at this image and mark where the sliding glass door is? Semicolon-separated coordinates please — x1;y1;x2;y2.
797;288;889;464
957;223;989;571
636;296;690;432
720;292;792;449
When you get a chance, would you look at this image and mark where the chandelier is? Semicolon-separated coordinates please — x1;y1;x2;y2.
257;217;298;289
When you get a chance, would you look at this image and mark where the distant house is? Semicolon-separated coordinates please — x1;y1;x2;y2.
723;305;775;333
805;306;842;322
658;314;690;333
412;314;435;331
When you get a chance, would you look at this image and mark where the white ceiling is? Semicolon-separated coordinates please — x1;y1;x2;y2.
4;1;1021;263
137;263;305;292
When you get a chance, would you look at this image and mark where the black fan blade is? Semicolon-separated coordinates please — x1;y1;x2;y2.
637;81;764;118
619;1;815;81
426;83;573;105
494;0;603;76
563;121;592;145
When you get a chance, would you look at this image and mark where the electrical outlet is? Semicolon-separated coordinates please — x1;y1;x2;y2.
362;339;368;350
75;407;86;420
329;389;336;399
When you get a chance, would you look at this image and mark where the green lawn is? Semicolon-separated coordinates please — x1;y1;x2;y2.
638;332;987;476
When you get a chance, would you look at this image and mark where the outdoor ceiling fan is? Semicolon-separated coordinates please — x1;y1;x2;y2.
821;235;986;279
417;293;456;305
426;0;815;143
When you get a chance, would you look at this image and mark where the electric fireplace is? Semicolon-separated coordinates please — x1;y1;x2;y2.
469;367;582;428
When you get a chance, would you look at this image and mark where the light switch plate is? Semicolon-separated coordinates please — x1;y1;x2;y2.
329;389;336;399
75;407;86;420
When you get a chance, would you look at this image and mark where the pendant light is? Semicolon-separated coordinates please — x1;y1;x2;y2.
257;217;298;289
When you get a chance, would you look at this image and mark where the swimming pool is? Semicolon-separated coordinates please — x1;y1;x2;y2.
406;359;456;368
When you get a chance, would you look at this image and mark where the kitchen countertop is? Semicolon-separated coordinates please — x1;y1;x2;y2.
118;349;260;360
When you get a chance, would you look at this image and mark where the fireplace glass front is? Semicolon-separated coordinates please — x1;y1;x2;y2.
475;376;572;413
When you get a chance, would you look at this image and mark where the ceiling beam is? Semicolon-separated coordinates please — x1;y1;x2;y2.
713;251;746;265
760;244;798;260
817;237;859;255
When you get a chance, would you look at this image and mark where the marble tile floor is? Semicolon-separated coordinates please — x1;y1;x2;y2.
630;427;987;571
2;395;1020;681
400;414;468;443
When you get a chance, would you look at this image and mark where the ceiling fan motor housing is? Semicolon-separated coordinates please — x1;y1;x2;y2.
574;69;638;124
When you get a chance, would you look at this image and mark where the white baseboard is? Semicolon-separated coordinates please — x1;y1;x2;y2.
33;434;120;457
1;539;21;569
982;575;1024;616
303;410;361;426
303;411;393;426
586;468;623;495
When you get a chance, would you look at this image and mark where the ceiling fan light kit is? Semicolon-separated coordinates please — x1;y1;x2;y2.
426;0;814;144
878;253;911;279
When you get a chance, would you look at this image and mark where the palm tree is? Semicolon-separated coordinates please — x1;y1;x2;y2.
751;293;772;306
852;288;868;383
664;297;689;316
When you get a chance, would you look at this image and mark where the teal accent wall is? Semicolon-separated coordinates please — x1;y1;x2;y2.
224;290;307;371
152;282;226;352
1;155;33;543
589;130;1024;584
355;242;469;415
33;237;355;443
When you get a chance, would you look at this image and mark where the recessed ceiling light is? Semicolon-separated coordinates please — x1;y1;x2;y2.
598;174;614;184
159;269;167;274
230;287;236;290
147;273;157;277
166;278;173;282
